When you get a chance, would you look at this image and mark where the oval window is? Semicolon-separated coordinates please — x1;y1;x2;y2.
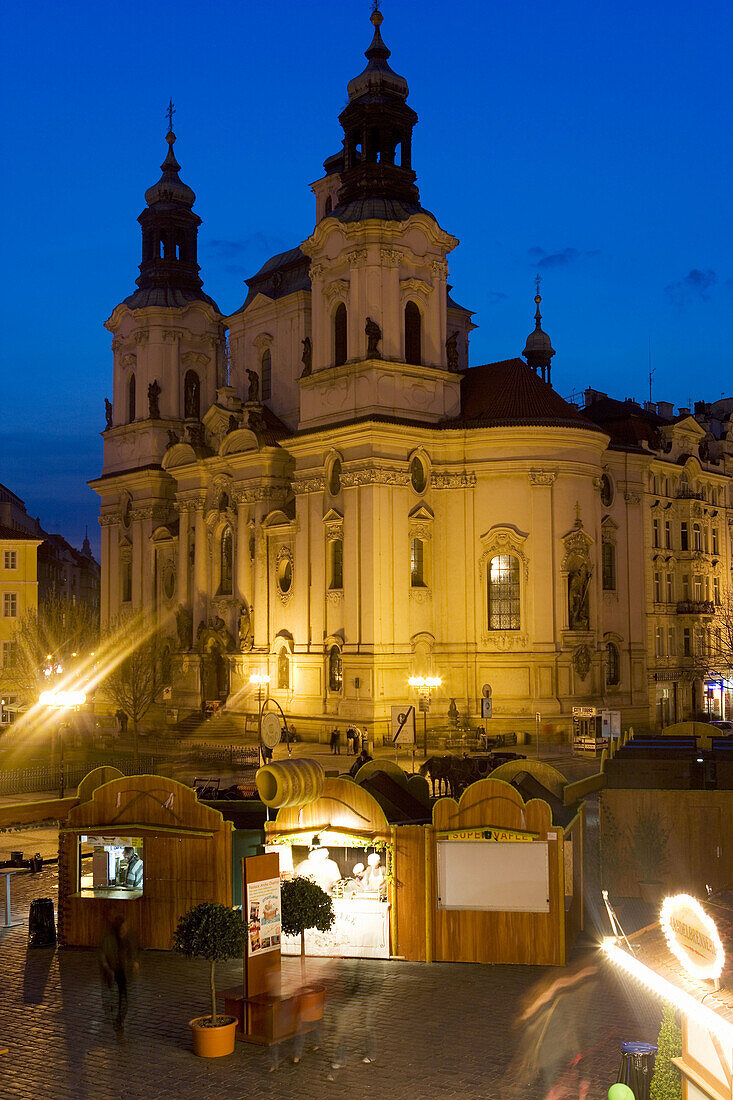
278;557;293;594
163;570;175;600
410;456;427;494
122;499;132;530
600;474;614;507
329;458;342;496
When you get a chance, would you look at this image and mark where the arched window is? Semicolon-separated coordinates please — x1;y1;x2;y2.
328;645;343;692
488;554;520;630
261;349;272;400
184;370;200;419
278;649;290;690
334;303;347;367
330;538;343;590
410;538;424;587
128;374;136;422
220;527;233;595
605;642;620;686
404;301;421;365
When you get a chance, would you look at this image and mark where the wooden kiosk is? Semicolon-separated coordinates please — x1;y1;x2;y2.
58;773;233;950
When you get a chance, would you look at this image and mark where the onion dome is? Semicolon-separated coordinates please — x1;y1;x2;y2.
522;285;555;382
346;10;410;102
144;131;196;209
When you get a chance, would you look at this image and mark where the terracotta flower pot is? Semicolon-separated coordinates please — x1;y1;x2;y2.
189;1015;238;1057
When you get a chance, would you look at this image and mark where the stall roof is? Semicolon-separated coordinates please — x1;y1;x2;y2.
61;823;215;839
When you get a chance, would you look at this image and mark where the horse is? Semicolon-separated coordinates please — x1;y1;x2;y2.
419;755;454;797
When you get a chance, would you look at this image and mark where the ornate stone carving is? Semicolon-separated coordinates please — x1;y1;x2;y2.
400;277;432;299
120;353;136;368
162;329;184;342
409;587;432;605
341;464;410;487
324;279;350;304
181;350;209;366
99;513;120;528
593;476;604;490
380;248;403;267
572;644;592;680
529;469;558;486
253;332;274;352
484;631;529;650
130;507;154;522
275;544;294;607
326;589;344;606
430;259;449;279
111;337;122;352
347;248;368;266
133;330;149;345
624;491;641;504
292;474;327;495
309;262;326;281
431;472;477;489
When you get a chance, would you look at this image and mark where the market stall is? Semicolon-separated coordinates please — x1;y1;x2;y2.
58;774;233;949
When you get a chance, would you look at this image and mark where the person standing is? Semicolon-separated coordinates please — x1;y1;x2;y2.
334;728;341;755
99;914;139;1035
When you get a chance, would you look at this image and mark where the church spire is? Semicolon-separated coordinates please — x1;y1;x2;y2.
522;276;556;383
123;106;219;310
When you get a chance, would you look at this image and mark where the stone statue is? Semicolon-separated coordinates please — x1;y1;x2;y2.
185;421;205;447
446;331;459;372
301;336;312;377
227;414;239;434
167;429;180;447
246;369;260;403
184;371;200;419
175;605;193;650
568;561;591;630
104;398;113;429
148;379;161;419
248;406;265;432
365;316;382;358
238;603;253;651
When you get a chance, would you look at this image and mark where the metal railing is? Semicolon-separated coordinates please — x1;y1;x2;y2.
676;600;716;615
0;755;161;797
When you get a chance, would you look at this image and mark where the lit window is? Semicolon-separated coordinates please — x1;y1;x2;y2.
328;645;342;692
3;550;17;570
2;641;16;667
605;642;620;686
488;554;520;631
2;593;17;618
410;538;424;587
693;524;702;551
602;542;616;591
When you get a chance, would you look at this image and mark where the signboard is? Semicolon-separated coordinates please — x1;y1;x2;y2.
418;698;430;713
481;697;493;719
246;876;282;956
260;711;282;750
660;893;725;980
572;706;598;719
391;704;416;744
601;709;621;739
436;827;538;843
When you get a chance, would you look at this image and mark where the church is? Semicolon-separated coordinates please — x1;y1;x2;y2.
91;10;696;740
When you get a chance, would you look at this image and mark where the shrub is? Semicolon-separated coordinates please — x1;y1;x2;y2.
174;902;246;1026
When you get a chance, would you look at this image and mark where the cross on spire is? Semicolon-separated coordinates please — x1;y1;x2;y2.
166;99;175;134
371;0;381;14
535;273;542;297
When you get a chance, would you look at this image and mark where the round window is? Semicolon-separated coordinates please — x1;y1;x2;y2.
410;456;427;494
329;458;342;496
278;557;292;594
600;474;614;508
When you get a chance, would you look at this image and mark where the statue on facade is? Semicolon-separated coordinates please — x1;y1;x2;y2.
104;398;113;429
248;406;265;432
238;603;253;651
446;331;459;372
185;421;205;447
175;605;193;650
246;369;260;403
227;414;239;434
568;561;591;630
167;429;180;447
365;316;382;358
148;379;161;419
300;336;312;377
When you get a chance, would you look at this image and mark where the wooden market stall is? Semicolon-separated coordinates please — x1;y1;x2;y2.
58;774;233;950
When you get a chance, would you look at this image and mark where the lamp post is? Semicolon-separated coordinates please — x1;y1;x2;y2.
408;675;442;759
249;673;270;766
39;689;86;798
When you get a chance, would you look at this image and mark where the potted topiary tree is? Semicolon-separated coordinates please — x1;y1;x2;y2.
173;901;246;1057
281;877;335;1023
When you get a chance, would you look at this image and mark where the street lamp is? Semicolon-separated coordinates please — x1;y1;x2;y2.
249;673;270;765
408;675;442;759
39;689;86;798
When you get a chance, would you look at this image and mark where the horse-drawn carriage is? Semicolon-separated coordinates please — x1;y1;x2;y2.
419;749;527;797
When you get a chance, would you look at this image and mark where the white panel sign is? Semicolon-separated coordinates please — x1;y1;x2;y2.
391;705;416;744
437;840;550;913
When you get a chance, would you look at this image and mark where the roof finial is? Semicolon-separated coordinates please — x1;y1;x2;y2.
534;273;542;326
166;99;176;141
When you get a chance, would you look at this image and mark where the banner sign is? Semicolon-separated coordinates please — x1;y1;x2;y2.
246;876;282;956
660;894;725;980
436;827;538;843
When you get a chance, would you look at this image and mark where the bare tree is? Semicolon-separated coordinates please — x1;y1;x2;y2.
102;616;162;769
687;591;733;718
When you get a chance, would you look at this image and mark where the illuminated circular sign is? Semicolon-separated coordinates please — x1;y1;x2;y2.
660;894;725;980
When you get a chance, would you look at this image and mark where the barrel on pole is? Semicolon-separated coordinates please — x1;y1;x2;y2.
256;759;325;808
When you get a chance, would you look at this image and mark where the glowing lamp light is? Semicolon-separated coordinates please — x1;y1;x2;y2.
408;676;442;689
39;690;86;708
659;893;725;981
249;673;270;686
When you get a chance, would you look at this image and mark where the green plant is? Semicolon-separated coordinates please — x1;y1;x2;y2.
650;1003;682;1100
281;877;335;976
627;810;671;883
173;902;246;1026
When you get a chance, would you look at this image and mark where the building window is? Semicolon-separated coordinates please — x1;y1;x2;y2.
2;641;16;667
3;550;17;570
664;521;671;549
122;561;132;604
404;301;421;365
681;522;689;551
713;528;719;555
600;474;614;507
683;628;691;657
328;645;343;692
184;370;200;419
605;642;620;686
693;523;702;551
693;576;703;601
410;455;427;494
666;573;674;603
653;571;661;603
667;627;675;656
652;518;660;548
682;574;690;600
411;538;425;587
278;556;292;595
128;374;136;422
334;303;347;367
330;538;343;590
488;554;520;631
277;649;290;690
2;593;17;618
655;627;663;658
714;576;721;605
328;458;342;496
261;349;272;400
220;527;233;595
601;542;616;591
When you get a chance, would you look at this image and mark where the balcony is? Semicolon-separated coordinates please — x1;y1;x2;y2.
676;600;715;616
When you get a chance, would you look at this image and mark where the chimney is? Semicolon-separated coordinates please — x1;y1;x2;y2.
656;401;674;418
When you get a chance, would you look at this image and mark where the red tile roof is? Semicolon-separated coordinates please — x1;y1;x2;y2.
0;524;43;542
449;358;597;430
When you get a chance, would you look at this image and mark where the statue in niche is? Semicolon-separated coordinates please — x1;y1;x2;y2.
365;316;382;359
246;369;260;403
148;379;161;419
175;605;193;650
572;644;591;680
300;336;312;377
238;603;253;652
446;331;459;372
104;398;113;429
568;560;591;630
167;429;180;447
184;371;200;419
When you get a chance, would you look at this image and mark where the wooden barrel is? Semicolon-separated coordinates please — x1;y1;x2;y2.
256;759;325;808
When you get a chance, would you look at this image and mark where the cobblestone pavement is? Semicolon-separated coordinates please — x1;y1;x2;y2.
0;861;662;1100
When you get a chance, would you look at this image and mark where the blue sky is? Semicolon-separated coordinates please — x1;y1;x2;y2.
1;0;731;553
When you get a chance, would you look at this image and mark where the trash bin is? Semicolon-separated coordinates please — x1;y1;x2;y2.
28;897;56;948
616;1040;658;1100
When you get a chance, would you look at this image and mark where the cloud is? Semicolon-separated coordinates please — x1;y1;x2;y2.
205;234;288;274
528;245;602;269
665;268;717;309
486;291;507;305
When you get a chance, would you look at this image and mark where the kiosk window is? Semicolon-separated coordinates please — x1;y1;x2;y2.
436;840;549;912
78;836;144;898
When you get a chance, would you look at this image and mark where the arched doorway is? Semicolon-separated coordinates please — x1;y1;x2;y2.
202;637;229;703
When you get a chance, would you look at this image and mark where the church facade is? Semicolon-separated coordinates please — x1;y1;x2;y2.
90;12;732;740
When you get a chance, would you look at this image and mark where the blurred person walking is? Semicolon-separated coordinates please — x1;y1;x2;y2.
99;913;139;1036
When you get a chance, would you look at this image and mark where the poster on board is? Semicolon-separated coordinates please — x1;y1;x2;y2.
246;876;282;955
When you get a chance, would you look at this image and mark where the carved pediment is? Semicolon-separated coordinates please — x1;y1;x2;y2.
323;279;350;304
181;350;210;367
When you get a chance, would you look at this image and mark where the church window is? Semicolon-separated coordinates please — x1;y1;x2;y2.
488;554;520;631
328;458;342;496
278;557;292;594
184;370;200;419
410;538;424;587
328;645;343;692
334;303;347;367
220;527;233;595
122;560;132;604
261;349;272;400
128;374;136;422
404;301;421;365
410;455;427;494
602;542;616;591
600;474;614;507
330;538;343;590
278;649;290;690
605;642;620;686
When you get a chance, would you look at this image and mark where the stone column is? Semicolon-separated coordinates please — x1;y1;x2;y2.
177;505;190;609
253;506;268;649
193;501;208;631
100;518;111;625
234;495;251;603
309;264;327;371
430;259;449;369
140;508;154;611
131;511;144;610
